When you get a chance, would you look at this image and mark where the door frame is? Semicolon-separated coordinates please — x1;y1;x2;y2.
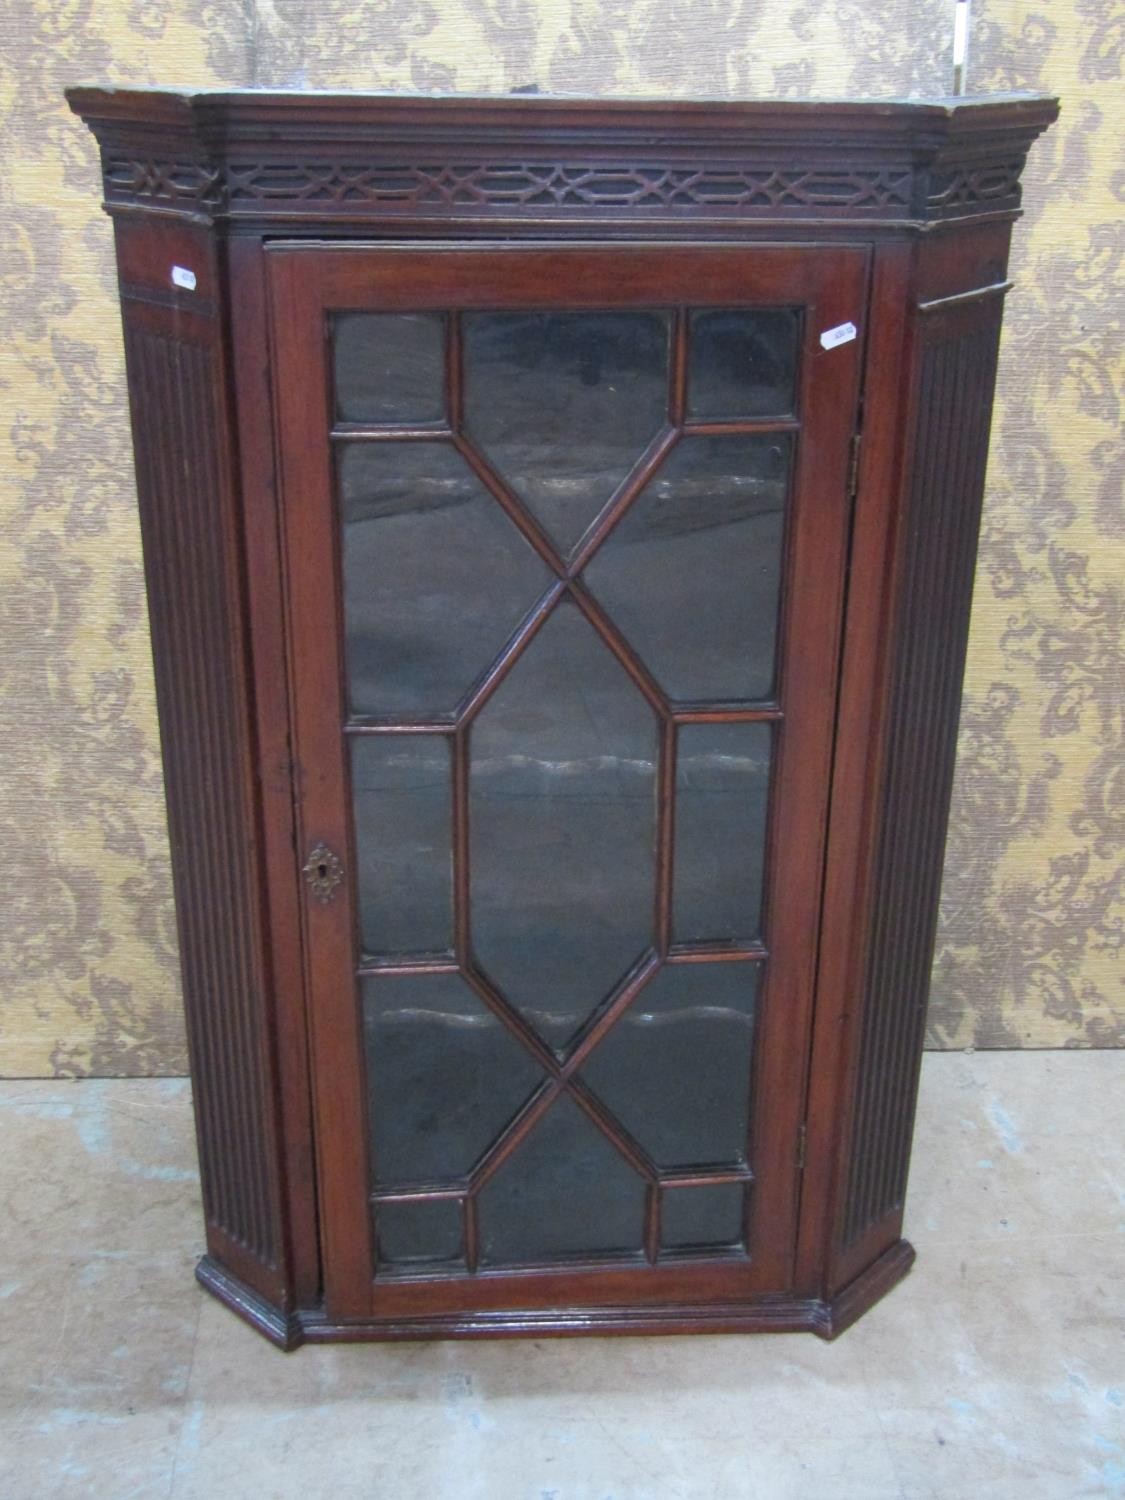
266;241;868;1322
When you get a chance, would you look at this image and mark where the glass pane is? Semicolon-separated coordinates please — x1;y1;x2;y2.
352;735;451;958
582;434;791;702
478;1094;646;1265
661;1183;746;1252
464;311;670;555
579;962;759;1168
375;1198;464;1268
334;312;446;424
688;308;798;419
363;973;545;1187
471;601;658;1051
674;722;772;945
340;441;552;717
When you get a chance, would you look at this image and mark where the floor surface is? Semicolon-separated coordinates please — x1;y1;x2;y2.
1;1051;1122;1498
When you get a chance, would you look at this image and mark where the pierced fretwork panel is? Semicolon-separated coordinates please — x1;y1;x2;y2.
335;306;797;1273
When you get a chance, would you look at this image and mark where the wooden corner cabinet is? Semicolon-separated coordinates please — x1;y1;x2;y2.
69;87;1056;1348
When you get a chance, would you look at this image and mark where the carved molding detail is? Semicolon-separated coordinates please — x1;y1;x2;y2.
99;152;1032;222
224;159;917;211
105;154;223;207
926;157;1025;212
98;149;1040;221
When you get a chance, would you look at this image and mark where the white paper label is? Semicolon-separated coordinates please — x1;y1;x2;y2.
819;320;857;350
171;265;197;291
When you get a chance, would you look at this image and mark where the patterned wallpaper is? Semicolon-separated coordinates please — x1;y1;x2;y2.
0;1;1119;1076
931;2;1124;1047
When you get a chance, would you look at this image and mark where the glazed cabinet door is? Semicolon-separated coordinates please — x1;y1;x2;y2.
268;243;867;1324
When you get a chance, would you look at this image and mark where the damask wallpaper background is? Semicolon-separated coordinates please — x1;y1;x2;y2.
0;0;1120;1076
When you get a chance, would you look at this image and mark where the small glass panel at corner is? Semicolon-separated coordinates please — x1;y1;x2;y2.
687;308;798;419
333;312;446;424
375;1198;464;1271
662;1182;747;1253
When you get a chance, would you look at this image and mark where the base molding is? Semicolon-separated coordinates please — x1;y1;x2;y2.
818;1237;917;1338
195;1256;303;1351
196;1240;915;1350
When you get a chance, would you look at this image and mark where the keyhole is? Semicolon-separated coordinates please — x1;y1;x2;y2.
317;862;328;880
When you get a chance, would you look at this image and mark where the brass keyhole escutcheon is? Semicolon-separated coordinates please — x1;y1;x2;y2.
303;842;343;903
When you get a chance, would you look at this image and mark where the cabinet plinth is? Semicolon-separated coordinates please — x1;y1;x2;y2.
69;86;1056;1346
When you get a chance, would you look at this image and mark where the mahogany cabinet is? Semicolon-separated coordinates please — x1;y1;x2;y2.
68;87;1056;1347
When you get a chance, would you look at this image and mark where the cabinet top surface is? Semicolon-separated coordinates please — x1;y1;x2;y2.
68;85;1057;131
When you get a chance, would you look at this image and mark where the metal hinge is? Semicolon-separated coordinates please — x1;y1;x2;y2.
796;1122;807;1172
847;432;862;500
